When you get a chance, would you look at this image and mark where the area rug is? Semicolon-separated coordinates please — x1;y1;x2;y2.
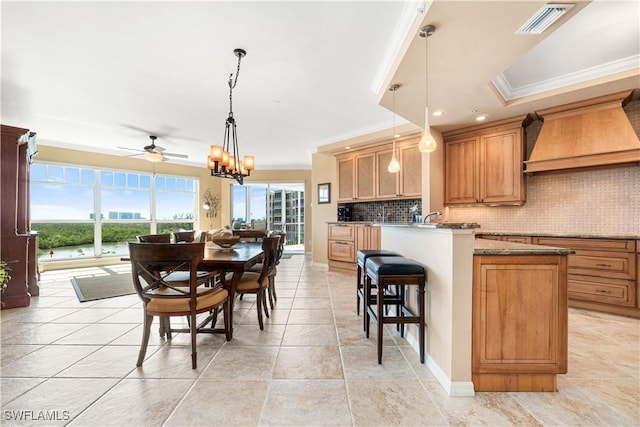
71;266;135;302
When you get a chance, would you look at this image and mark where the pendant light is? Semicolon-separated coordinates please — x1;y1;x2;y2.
387;84;400;173
418;25;437;153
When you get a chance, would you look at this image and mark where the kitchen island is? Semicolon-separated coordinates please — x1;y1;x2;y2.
379;224;573;395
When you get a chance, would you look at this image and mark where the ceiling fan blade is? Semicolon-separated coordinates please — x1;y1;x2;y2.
117;146;144;153
163;152;189;159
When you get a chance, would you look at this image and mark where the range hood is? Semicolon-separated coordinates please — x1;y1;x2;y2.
525;91;640;173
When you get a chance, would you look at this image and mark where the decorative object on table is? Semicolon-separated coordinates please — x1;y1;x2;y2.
387;84;401;173
210;236;241;250
207;48;255;185
318;182;331;204
418;24;437;153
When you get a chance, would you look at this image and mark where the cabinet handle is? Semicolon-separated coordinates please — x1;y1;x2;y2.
336;242;351;245
595;263;612;268
595;289;611;294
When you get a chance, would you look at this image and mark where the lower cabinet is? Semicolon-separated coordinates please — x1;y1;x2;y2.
473;254;568;392
328;223;380;271
534;237;638;317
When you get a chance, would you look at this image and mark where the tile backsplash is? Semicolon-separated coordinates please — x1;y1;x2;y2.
446;166;639;236
340;199;421;223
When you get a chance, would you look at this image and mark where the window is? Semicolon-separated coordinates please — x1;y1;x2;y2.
231;182;305;249
30;163;198;261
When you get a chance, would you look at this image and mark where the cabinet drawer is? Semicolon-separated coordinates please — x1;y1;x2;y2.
534;237;635;252
568;275;636;307
328;224;355;241
328;240;355;263
569;250;636;280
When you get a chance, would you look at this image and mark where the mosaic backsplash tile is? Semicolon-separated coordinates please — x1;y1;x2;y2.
339;199;422;223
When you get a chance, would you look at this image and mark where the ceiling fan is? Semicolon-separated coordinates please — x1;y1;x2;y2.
118;135;188;162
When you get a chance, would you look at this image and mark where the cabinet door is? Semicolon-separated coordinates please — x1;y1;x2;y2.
445;137;478;204
355;224;381;252
399;144;421;197
337;157;355;201
480;128;524;204
375;150;399;199
355;153;375;200
328;240;355;263
473;255;567;375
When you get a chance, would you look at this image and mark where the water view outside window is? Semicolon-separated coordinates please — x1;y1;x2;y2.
31;163;198;261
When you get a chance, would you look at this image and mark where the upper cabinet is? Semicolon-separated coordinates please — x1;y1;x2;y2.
444;117;529;206
336;136;421;202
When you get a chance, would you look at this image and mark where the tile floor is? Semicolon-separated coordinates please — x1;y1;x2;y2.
1;254;639;426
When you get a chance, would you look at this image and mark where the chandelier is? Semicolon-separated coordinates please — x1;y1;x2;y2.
207;48;255;185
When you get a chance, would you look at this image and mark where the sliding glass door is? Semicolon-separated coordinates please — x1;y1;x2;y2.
231;182;304;251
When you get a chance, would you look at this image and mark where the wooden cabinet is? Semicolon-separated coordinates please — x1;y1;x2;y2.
336;136;421;202
337;157;355;201
355;153;375;200
533;237;638;316
444;117;527;206
473;254;568;391
355;224;380;252
328;223;380;271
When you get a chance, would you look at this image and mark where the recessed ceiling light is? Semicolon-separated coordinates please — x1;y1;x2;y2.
394;133;401;138
345;146;351;150
432;110;443;117
476;115;487;121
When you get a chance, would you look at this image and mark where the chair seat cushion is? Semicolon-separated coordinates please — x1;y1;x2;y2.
234;271;268;291
366;256;425;277
163;270;216;284
356;250;400;267
146;287;228;312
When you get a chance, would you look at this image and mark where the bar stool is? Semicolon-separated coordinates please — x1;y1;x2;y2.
356;250;400;316
364;256;426;364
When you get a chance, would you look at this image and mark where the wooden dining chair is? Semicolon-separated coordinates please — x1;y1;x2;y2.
232;229;267;242
136;234;171;243
232;235;280;330
173;231;196;243
246;231;286;309
128;242;230;369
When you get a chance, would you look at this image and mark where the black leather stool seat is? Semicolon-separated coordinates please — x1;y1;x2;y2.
364;256;426;364
356;250;401;318
365;256;425;277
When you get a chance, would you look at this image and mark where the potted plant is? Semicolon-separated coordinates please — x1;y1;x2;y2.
0;261;11;307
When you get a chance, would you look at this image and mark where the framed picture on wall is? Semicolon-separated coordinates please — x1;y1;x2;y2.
318;183;330;204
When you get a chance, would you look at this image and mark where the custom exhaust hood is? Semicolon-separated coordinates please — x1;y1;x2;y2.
525;91;640;174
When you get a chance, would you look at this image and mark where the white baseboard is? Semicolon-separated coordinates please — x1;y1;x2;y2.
405;329;475;397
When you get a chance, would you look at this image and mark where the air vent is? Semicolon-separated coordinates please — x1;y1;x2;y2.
516;4;574;34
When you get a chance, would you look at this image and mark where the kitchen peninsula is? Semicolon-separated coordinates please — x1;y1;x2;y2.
379;223;573;395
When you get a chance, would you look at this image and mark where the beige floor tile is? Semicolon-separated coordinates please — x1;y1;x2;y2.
227;324;286;346
341;345;418;380
69;378;194;426
165;379;269;426
565;378;640;423
0;345;44;366
282;324;338;346
273;346;344;379
347;379;447;426
200;345;279;380
287;308;334;324
4;307;80;323
50;307;124;323
260;379;352;426
54;322;138;345
0;378;46;406
1;322;88;345
127;344;220;378
511;385;637;426
57;345;145;378
1;378;118;426
1;345;100;378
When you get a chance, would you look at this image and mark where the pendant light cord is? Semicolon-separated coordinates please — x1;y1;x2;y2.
228;52;243;116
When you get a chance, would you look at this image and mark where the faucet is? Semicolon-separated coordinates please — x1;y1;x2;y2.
377;206;386;223
423;211;442;223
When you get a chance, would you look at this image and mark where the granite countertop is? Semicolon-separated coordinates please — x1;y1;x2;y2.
478;231;640;240
474;238;575;255
376;222;480;229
